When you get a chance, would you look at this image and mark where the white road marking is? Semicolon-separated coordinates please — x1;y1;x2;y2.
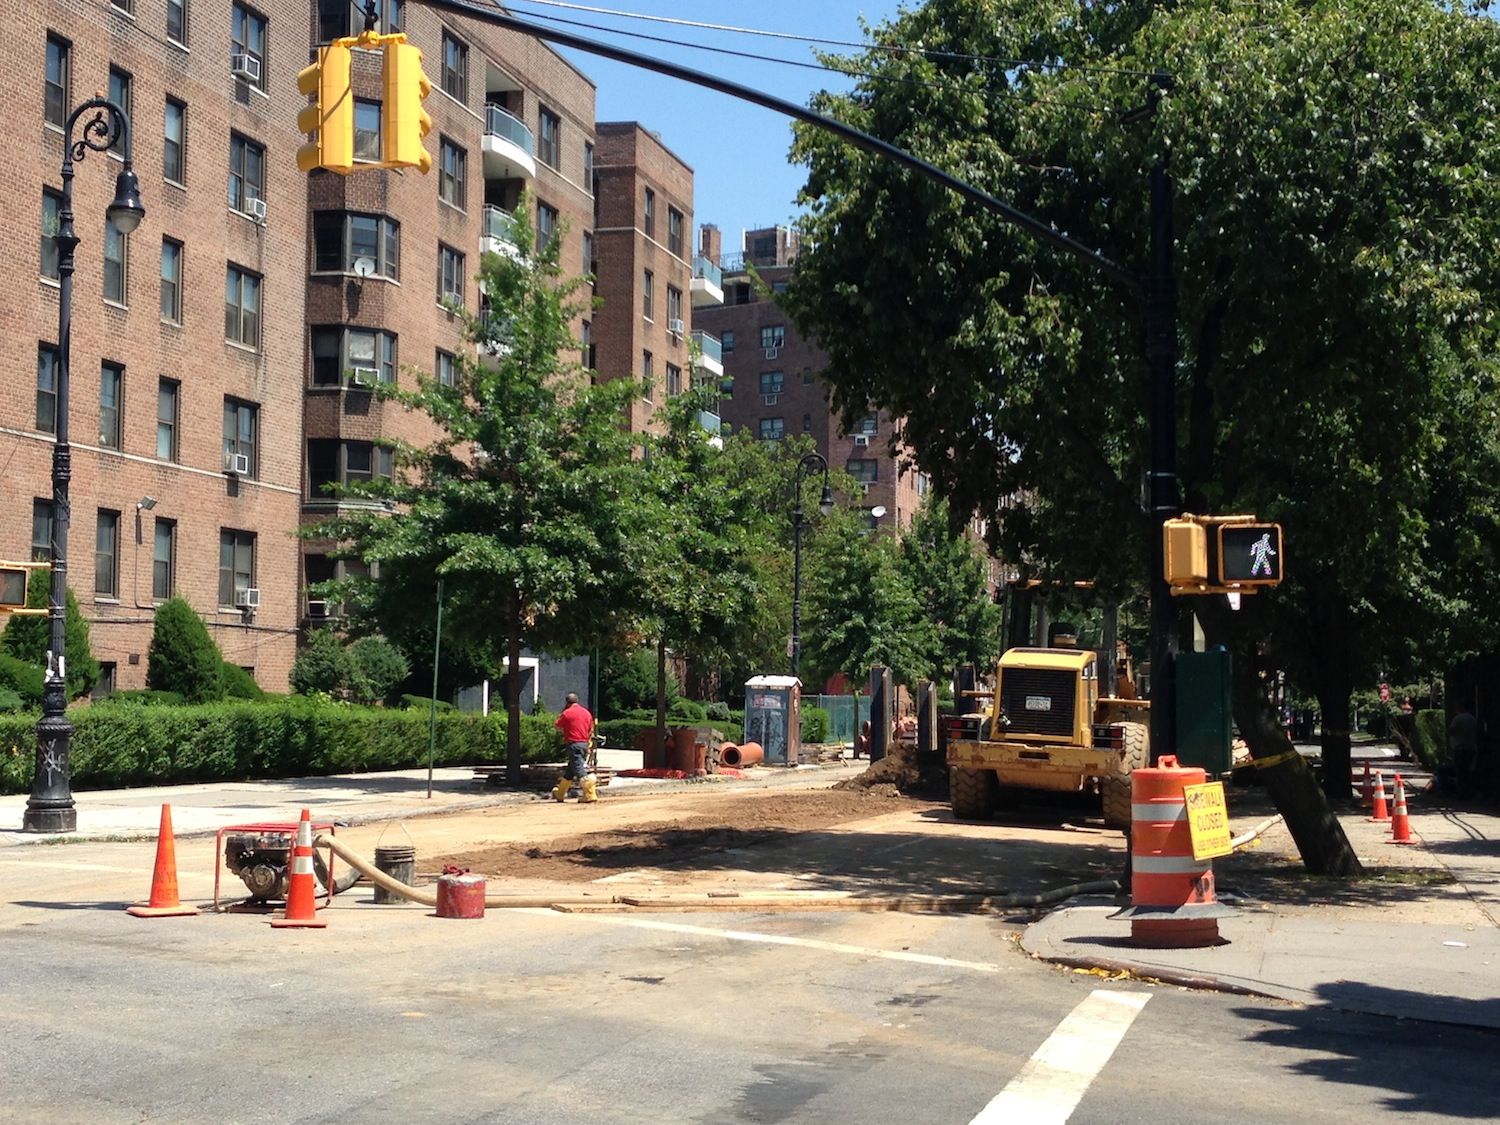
522;909;1006;973
970;989;1150;1124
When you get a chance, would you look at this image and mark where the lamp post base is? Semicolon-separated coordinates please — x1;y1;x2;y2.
22;803;77;833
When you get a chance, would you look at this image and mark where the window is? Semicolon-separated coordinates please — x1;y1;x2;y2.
772;279;789;295
218;529;256;607
761;325;786;350
157;379;179;461
308;439;394;496
231;4;267;90
802;369;814;385
536;202;558;249
751;233;776;262
583;141;593;192
223;398;258;476
163;99;186;183
41;190;62;280
581;320;593;372
667;286;683;328
642;350;653;398
92;663;117;701
95;510;119;597
642;269;654;319
857;414;878;435
108;68;132;156
721;329;735;354
99;363;123;449
152;518;176;599
112;0;134;16
438;243;464;305
103;219;128;304
45;35;70;128
225;265;261;348
354;98;381;163
167;0;188;44
731;282;752;305
32;500;54;561
666;363;682;397
759;417;785;441
846;458;879;483
803;413;812;433
582;230;593;277
643;187;655;238
313;212;399;278
538;106;560;168
227;133;265;213
438;138;466;208
37;345;59;434
441;33;467;102
160;238;183;323
319;0;400;39
759;371;785;396
668;207;684;256
436;349;457;387
311;327;397;386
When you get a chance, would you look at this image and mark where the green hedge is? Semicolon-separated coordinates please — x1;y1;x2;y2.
1411;709;1446;769
0;699;563;794
801;705;831;745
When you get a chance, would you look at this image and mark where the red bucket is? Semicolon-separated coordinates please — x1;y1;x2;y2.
435;873;486;919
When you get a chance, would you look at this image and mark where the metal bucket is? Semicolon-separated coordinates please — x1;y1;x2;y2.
372;844;416;904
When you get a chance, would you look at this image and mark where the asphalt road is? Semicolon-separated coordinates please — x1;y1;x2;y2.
3;837;1495;1124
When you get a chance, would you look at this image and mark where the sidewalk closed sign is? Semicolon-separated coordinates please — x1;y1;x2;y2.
1183;782;1233;860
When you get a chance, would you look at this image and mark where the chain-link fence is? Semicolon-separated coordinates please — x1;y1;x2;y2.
808;694;871;745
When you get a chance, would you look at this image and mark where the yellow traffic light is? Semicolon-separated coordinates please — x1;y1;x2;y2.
1163;519;1208;586
297;43;354;174
382;39;432;173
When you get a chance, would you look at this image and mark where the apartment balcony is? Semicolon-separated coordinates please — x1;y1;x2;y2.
482;205;523;260
691;330;723;378
483;105;536;181
698;409;724;449
690;256;723;306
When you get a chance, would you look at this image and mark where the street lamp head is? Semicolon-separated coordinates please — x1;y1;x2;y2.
106;167;145;234
818;484;834;517
136;496;157;511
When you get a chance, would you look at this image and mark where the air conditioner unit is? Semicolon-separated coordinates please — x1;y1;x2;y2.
668;318;685;336
762;393;780;406
764;347;780;360
235;587;261;610
231;53;261;82
853;435;870;448
860;481;875;494
246;197;267;223
227;452;251;476
349;367;376;388
306;599;330;620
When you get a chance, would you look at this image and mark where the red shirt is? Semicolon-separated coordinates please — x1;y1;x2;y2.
556;703;593;744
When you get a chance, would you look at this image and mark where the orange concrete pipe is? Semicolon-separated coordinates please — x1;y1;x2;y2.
721;741;763;767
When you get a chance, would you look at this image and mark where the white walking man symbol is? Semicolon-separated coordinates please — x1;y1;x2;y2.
1248;532;1276;577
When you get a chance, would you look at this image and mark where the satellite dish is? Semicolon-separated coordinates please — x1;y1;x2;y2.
352;256;377;278
870;506;887;519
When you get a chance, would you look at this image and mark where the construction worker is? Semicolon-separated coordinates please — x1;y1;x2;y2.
553;692;598;803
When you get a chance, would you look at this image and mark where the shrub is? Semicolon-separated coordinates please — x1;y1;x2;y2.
0;652;45;709
668;698;708;722
400;693;455;712
0;697;565;794
291;628;354;697
147;597;223;703
1;569;99;699
219;662;265;701
600;647;679;715
95;689;186;707
705;701;732;722
346;636;410;704
801;705;831;745
0;688;25;713
1411;709;1447;770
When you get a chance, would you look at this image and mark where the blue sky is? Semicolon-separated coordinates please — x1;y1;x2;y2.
504;2;907;254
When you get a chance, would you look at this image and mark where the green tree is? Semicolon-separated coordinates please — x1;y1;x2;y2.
291;627;355;697
1;568;100;700
313;196;642;781
783;0;1500;873
899;496;1002;673
346;635;410;704
146;597;222;703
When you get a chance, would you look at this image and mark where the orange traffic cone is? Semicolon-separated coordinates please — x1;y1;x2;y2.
1360;760;1373;809
1390;773;1416;844
126;804;200;918
271;808;327;929
1369;771;1390;823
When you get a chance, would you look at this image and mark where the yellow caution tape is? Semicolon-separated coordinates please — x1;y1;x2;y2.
1244;749;1300;770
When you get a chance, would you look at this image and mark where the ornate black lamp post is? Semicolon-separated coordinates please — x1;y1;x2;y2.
790;452;834;680
23;99;144;833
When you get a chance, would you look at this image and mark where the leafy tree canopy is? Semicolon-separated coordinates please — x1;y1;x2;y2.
2;568;100;700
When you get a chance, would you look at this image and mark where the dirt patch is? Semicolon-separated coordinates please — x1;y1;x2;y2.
431;789;940;883
834;742;947;799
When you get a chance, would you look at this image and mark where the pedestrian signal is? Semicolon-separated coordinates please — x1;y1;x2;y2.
0;565;28;609
1163;519;1207;586
1216;523;1283;586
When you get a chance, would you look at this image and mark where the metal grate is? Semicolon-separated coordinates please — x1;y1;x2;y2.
1000;668;1076;737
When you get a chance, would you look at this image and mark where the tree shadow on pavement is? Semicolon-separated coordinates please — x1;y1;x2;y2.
1234;988;1500;1119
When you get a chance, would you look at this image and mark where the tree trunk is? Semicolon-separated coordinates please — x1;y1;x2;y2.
1318;675;1355;802
654;637;669;765
505;599;524;787
1227;643;1362;875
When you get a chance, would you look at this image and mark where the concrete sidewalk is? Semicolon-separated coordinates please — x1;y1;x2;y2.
1023;760;1500;1029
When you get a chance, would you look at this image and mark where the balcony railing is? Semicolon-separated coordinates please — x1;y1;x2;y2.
693;256;722;288
691;330;722;366
696;409;722;436
485;105;534;155
482;205;522;258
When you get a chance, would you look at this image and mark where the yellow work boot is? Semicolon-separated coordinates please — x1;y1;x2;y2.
579;775;599;804
552;777;573;803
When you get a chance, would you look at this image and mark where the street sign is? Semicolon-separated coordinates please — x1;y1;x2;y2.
1379;682;1391;703
1216;523;1283;585
1183;781;1233;860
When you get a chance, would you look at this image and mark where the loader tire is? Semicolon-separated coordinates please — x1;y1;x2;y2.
950;766;998;821
1101;721;1149;829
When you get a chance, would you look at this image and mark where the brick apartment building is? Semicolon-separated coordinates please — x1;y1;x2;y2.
693;224;926;529
0;0;655;693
